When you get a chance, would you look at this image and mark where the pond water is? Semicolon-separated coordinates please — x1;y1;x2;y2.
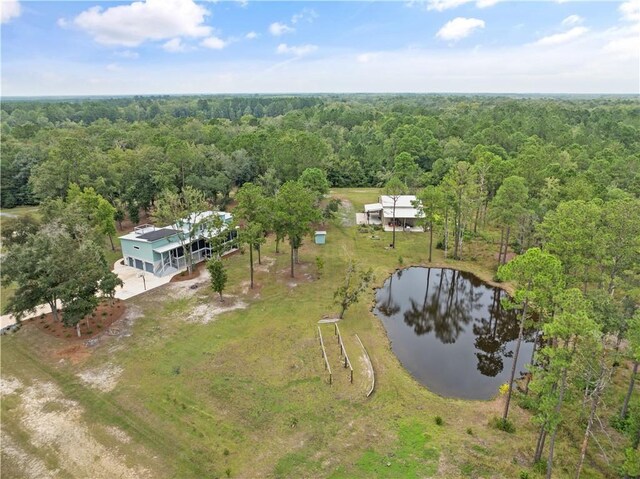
374;267;534;400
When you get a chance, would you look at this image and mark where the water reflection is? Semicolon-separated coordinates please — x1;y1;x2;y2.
374;267;533;400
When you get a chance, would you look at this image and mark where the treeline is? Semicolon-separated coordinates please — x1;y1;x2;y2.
1;95;638;212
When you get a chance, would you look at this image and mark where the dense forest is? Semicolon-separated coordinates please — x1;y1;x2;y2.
2;95;639;212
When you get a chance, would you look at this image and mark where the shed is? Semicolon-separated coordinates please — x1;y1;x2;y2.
314;231;327;245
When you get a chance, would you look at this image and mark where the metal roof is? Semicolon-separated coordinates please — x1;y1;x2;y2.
364;203;383;212
136;228;180;241
153;242;183;254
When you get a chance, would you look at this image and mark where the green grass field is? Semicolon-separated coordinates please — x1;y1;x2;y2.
0;190;630;478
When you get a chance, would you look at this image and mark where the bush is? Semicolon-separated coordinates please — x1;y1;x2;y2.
489;417;515;433
223;448;230;456
466;427;473;435
398;256;404;265
532;460;547;474
519;471;530;479
517;394;537;411
434;416;443;426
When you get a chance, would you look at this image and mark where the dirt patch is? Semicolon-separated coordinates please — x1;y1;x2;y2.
494;251;516;263
169;261;206;283
187;297;247;324
54;344;91;365
12;380;151;478
29;300;127;341
105;426;131;444
240;280;263;297
0;376;23;395
277;262;316;288
1;434;55;479
77;364;123;392
254;256;276;273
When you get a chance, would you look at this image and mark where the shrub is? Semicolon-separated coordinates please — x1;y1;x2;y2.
86;330;93;335
532;460;547;474
466;427;473;435
172;365;181;375
517;394;537;411
489;417;515;433
398;256;404;265
223;448;230;456
434;416;443;426
519;471;530;479
225;468;232;477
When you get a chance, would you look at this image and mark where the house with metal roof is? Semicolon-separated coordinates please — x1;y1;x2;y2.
362;195;423;232
118;211;235;277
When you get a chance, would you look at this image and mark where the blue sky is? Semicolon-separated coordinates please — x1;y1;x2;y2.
1;0;638;95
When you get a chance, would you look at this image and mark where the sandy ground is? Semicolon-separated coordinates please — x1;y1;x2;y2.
187;298;247;324
77;364;123;392
0;377;151;479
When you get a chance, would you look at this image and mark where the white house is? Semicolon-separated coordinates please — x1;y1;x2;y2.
118;211;235;277
363;195;423;231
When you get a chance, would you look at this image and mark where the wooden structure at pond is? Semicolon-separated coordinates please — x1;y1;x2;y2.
317;326;332;385
317;322;375;397
334;323;354;383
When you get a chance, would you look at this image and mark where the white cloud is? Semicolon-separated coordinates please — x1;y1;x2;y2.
245;31;258;40
534;26;588;46
106;63;123;72
357;52;379;63
562;14;584;26
163;38;188;52
201;36;227;49
115;50;140;59
71;0;211;47
436;17;485;41
4;33;638;96
291;8;317;24
269;22;294;36
619;0;640;22
424;0;499;11
427;0;471;12
1;0;21;24
476;0;501;8
276;43;318;57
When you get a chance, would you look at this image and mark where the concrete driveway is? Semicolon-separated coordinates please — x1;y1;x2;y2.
111;260;174;300
1;260;178;329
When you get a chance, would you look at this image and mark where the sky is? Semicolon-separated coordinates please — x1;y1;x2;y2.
1;0;639;96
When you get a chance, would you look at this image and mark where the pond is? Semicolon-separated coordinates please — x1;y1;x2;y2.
374;267;534;400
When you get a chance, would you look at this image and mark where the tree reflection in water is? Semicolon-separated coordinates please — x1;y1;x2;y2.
375;267;533;391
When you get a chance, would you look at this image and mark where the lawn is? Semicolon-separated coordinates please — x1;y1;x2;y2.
0;189;630;478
